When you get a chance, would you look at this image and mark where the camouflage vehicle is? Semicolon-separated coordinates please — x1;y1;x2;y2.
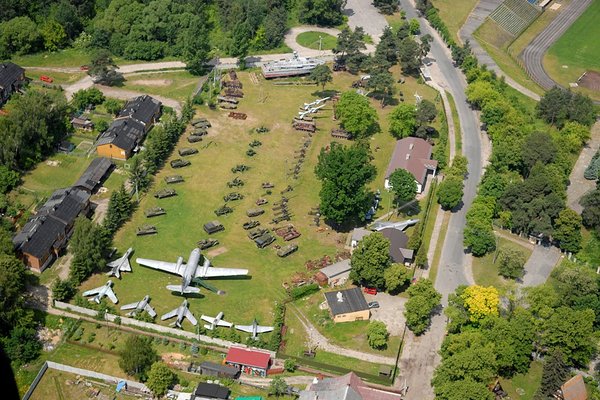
145;207;166;218
255;198;268;206
249;139;262;147
165;175;184;184
170;159;190;168
187;135;203;143
223;192;244;202
193;127;208;136
214;205;233;216
277;244;298;257
219;102;237;110
231;164;250;173
246;148;256;157
246;208;265;217
227;177;244;188
255;232;275;248
283;230;301;241
191;117;210;126
136;225;157;236
272;214;291;224
154;188;177;199
197;238;219;250
261;182;274;189
203;220;224;234
178;148;199;156
255;126;269;134
243;220;260;230
248;227;268;240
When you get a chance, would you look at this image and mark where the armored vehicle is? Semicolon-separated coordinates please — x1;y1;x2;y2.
255;126;269;134
249;139;262;147
248;228;268;240
214;205;233;216
223;192;244;202
277;244;298;257
145;207;166;218
203;221;224;234
231;164;250;173
193;127;208;136
170;159;190;168
197;238;219;250
227;177;244;188
246;208;265;217
219;102;237;110
255;232;275;248
217;95;239;104
178;148;199;156
261;182;274;189
243;220;260;230
165;175;184;184
331;128;352;139
136;225;157;236
272;214;291;224
256;198;268;206
154;188;177;199
246;148;256;157
191;118;210;127
187;135;203;143
283;230;301;241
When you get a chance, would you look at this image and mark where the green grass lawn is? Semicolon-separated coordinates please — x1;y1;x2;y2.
500;361;543;400
544;0;600;100
121;70;200;102
27;70;86;84
472;235;532;290
432;0;478;44
296;32;337;51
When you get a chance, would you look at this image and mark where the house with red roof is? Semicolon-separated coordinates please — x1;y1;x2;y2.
225;347;272;377
384;137;438;194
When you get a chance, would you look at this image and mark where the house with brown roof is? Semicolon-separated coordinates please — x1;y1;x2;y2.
299;372;402;400
0;62;25;107
384;137;437;193
559;374;588;400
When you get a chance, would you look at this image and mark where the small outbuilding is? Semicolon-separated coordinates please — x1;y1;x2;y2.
198;361;240;379
225;347;272;377
193;382;230;400
324;287;370;323
315;259;351;287
74;157;114;193
71;116;94;131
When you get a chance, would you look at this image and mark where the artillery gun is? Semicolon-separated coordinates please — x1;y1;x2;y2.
154;188;177;199
227;177;244;188
231;164;250;173
165;175;184;184
246;148;256;157
170;159;190;168
145;207;166;218
178;147;199;156
243;220;260;230
255;126;269;134
136;225;157;236
214;205;233;216
277;244;298;257
261;182;274;189
197;238;219;250
223;192;244;202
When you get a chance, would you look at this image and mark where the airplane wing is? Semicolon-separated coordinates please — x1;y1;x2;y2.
144;304;157;318
83;287;102;296
195;267;248;278
201;315;215;324
235;325;253;333
107;259;119;268
161;309;179;321
256;326;274;333
106;288;118;304
120;301;140;310
217;320;233;328
120;260;132;272
185;309;198;326
136;258;186;276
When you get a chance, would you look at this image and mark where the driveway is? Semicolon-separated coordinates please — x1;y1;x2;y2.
96;85;182;115
364;292;407;335
567;122;600;213
521;245;562;287
343;0;388;43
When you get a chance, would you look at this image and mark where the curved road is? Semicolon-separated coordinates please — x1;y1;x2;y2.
521;0;593;90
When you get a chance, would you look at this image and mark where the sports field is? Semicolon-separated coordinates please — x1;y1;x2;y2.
544;0;600;98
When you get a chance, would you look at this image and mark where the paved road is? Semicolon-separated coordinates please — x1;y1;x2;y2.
521;0;593;90
567;122;600;213
521;245;562;286
343;0;389;43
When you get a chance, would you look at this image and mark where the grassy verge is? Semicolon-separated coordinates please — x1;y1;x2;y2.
445;91;461;152
121;70;199;102
471;236;532;290
431;0;478;44
429;210;449;283
500;361;543;400
296;32;337;50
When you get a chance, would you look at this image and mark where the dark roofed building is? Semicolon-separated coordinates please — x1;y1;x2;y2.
379;228;414;264
193;382;230;400
384;137;437;193
74;158;114;192
324;287;370;323
118;95;162;131
197;361;240;379
300;372;403;400
0;62;25;106
71;116;94;131
96;117;146;160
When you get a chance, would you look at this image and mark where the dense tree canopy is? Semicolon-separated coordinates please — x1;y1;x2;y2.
119;336;158;381
335;91;379;139
388;168;417;204
404;279;441;335
388;103;417;138
366;321;389;349
69;217;109;285
350;232;391;288
536;87;596;128
146;362;177;397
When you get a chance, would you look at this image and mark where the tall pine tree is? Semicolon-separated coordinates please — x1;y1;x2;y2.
104;184;133;234
69;217;109;284
534;349;569;400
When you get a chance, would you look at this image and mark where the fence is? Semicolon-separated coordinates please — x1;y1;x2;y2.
21;361;48;400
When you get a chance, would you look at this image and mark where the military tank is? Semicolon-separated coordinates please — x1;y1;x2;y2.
145;207;166;218
154;188;177;199
197;238;219;250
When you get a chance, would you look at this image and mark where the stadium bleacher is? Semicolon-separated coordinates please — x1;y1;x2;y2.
489;0;542;36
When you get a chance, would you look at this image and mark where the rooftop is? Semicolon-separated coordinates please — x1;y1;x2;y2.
199;361;239;377
351;228;371;244
384;137;438;186
118;95;161;126
324;287;369;316
0;62;25;90
378;228;411;263
194;382;229;399
96;117;145;153
561;374;588;400
74;158;113;192
300;372;403;400
319;259;351;279
225;347;271;369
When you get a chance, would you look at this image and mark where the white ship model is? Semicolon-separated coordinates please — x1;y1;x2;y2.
261;51;325;79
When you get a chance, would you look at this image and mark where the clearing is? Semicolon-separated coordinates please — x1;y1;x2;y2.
121;70;200;102
296;31;338;51
432;0;479;44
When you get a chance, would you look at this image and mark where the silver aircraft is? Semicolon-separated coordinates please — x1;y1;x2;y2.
136;248;248;295
200;312;233;331
83;280;118;304
161;299;197;328
301;97;330;110
120;295;156;318
106;248;133;279
235;319;274;340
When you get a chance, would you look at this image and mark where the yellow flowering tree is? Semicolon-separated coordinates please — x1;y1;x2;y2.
460;285;499;323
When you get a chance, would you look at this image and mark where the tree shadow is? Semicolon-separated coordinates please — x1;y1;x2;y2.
310;89;339;98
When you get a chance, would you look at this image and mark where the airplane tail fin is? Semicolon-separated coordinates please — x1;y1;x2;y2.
203;324;213;330
166;285;201;294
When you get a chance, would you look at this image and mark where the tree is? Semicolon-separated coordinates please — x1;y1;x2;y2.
366;70;395;107
460;285;499;323
128;156;150;200
119;336;158;381
0;166;19;194
268;376;288;398
69;217;109;285
315;142;376;225
309;64;333;91
435;378;494;400
497;247;526;279
581;187;600;232
375;26;398;63
384;264;411;293
104;184;133;234
521;132;557;175
40;19;67;51
416;99;437;125
389;103;417;138
103;98;123;116
264;7;288;49
464;219;496;257
0;254;27;335
553;208;582;253
536;87;596;128
541;307;595;367
0;16;41;57
181;14;211;75
404;279;441;335
366;321;389;349
388;168;417;204
335;91;379;139
146;362;177;397
284;358;296;372
373;0;399;14
350;233;391;288
398;37;423;76
437;176;464;210
52;278;76;302
71;88;105;111
534;349;569;400
298;0;346;26
88;48;122;86
409;18;420;35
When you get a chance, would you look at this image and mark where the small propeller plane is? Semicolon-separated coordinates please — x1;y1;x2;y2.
106;248;133;279
235;319;274;340
136;248;248;296
83;280;118;304
119;295;156;318
161;299;197;328
200;312;233;331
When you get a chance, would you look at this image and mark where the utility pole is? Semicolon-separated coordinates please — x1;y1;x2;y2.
319;36;322;51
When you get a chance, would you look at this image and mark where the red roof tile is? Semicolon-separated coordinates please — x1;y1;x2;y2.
225;347;271;369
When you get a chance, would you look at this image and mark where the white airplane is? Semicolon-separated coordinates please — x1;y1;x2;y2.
201;311;233;331
83;280;118;304
136;248;248;295
370;219;420;232
161;299;197;328
301;97;330;110
235;319;274;340
106;248;133;279
120;295;156;318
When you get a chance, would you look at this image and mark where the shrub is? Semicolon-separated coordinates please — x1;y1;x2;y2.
290;283;320;300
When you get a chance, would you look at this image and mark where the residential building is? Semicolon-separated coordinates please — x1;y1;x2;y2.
350;228;414;265
315;259;351;287
71;116;94;131
193;382;230;400
197;361;239;379
73;157;114;193
559;374;588;400
118;94;162;131
0;62;25;106
225;347;272;377
384;137;437;193
299;372;403;400
324;287;370;323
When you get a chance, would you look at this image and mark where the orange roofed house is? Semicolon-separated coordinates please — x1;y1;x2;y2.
225;347;272;377
384;137;437;194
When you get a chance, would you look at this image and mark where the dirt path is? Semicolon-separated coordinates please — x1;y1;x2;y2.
567;121;600;213
95;85;181;115
284;25;376;56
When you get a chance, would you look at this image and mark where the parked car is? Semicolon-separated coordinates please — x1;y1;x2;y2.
368;301;380;309
363;287;377;295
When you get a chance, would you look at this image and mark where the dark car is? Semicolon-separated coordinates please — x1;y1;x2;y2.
368;301;380;309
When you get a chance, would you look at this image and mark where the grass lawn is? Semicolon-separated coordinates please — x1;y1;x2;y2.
544;0;600;100
577;229;600;266
432;0;478;44
445;91;461;151
296;32;337;51
27;70;86;84
472;235;532;290
121;70;200;102
500;361;543;400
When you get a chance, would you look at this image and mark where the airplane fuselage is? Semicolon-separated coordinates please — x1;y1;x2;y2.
181;249;201;290
176;300;189;326
137;295;150;312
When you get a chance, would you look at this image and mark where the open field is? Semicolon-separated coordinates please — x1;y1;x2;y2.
544;0;600;99
432;0;478;44
70;65;438;342
121;71;200;102
296;32;337;50
27;70;86;85
472;236;532;290
500;361;542;400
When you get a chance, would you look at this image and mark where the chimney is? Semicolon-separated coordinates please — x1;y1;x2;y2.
409;143;414;150
336;292;344;302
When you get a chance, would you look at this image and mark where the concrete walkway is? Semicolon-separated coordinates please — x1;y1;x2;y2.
567;122;600;213
521;245;562;287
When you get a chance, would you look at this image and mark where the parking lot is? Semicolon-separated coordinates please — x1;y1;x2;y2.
363;291;407;335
